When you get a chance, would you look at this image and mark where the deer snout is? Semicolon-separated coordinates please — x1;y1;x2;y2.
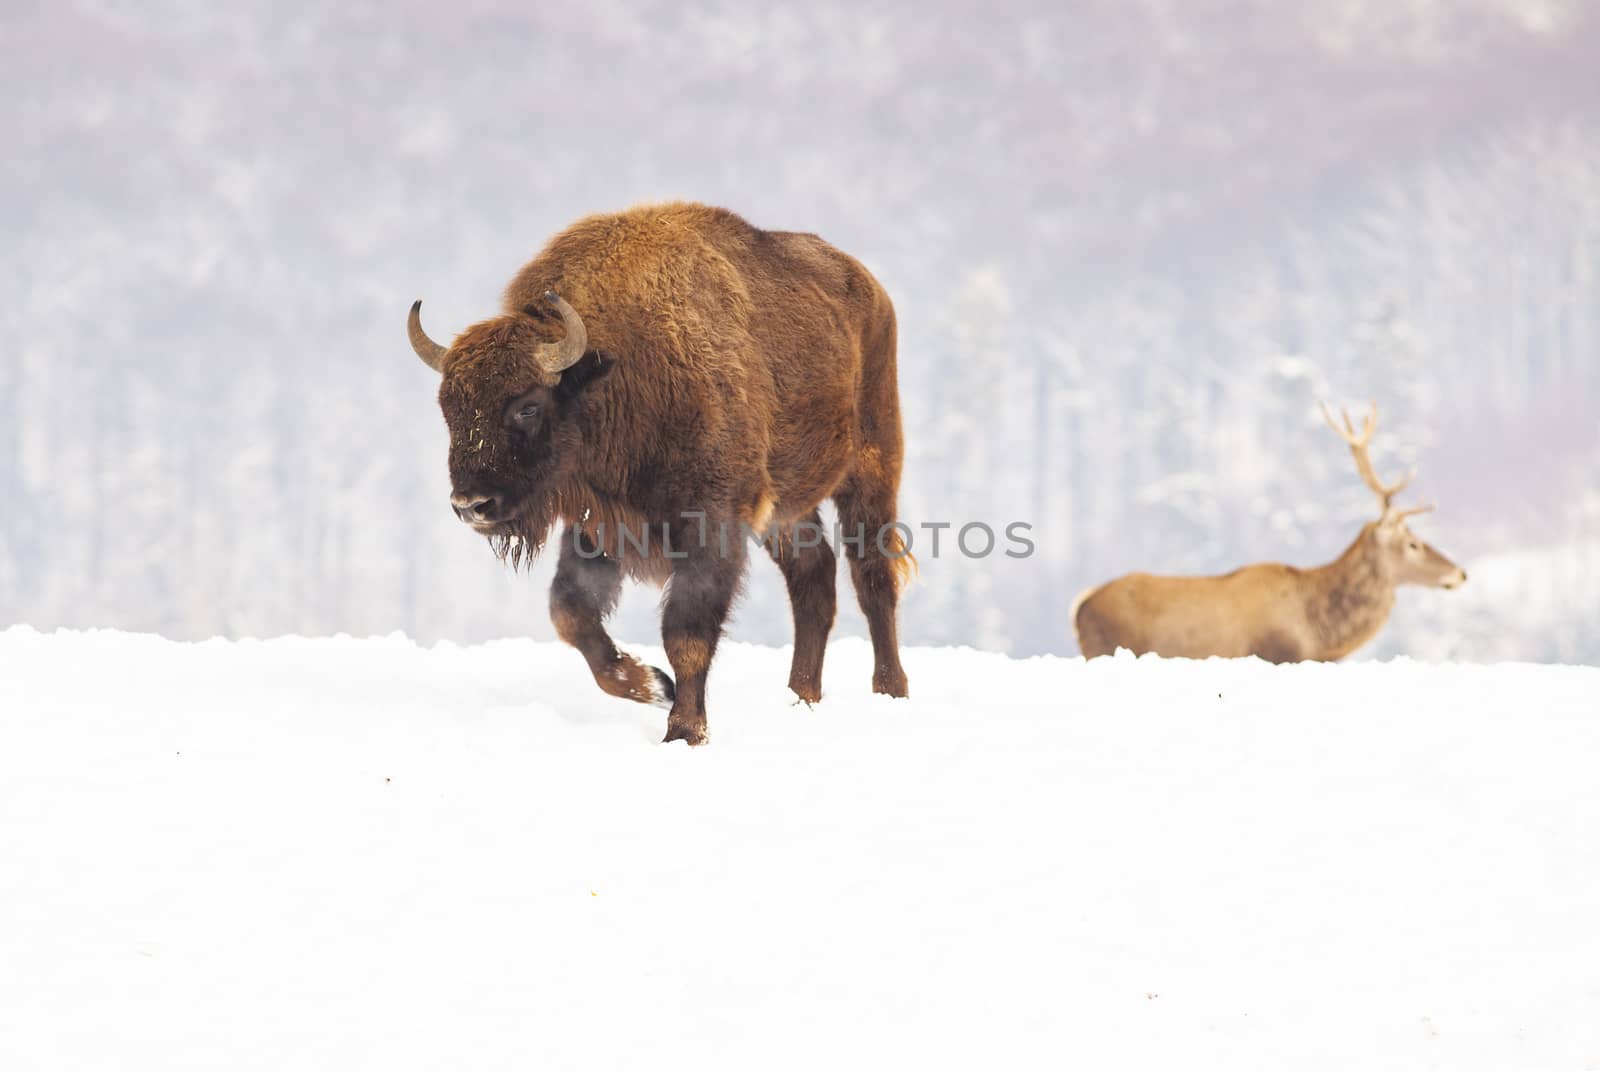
1443;568;1467;590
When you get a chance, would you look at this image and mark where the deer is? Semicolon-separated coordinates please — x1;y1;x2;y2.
1073;403;1467;662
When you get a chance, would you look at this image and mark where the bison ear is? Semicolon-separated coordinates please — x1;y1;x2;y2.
554;349;616;403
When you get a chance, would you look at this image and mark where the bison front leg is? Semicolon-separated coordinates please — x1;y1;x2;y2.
550;526;674;707
660;525;746;746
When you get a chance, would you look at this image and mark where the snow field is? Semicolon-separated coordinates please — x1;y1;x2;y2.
2;627;1598;1068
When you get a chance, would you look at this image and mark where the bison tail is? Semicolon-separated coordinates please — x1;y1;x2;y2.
882;529;918;592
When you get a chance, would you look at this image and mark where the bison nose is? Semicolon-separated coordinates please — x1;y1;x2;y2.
451;492;499;524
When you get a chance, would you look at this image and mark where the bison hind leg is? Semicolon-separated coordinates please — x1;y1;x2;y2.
832;476;909;699
766;507;837;703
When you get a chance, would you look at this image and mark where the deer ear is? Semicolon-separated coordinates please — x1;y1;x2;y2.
555;349;616;403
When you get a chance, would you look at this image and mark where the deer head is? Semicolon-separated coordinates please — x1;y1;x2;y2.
1321;402;1467;590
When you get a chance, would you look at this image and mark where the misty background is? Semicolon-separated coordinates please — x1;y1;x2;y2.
3;0;1597;663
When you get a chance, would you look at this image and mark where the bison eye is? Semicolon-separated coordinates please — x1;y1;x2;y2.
514;403;540;424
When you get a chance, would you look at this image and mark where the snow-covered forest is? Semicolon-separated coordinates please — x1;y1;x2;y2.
3;0;1597;660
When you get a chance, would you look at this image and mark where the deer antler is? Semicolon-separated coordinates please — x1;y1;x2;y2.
1320;401;1414;514
1390;503;1435;522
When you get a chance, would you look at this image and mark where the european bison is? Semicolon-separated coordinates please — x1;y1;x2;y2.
408;202;912;744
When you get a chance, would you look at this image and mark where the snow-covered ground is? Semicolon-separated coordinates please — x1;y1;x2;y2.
2;627;1598;1069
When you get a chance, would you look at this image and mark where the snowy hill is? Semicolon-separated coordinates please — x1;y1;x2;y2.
3;627;1598;1067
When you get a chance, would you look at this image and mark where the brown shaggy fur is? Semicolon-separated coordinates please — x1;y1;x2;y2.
416;202;912;744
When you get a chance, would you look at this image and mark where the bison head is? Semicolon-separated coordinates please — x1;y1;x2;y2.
408;291;615;564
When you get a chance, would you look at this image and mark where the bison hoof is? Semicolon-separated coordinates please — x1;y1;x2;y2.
872;669;909;698
649;667;676;708
662;717;708;747
604;657;676;708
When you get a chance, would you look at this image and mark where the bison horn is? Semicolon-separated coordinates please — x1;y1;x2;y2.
408;300;447;373
535;290;588;376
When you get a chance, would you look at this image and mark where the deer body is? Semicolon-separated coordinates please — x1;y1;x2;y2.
1075;524;1408;662
1074;404;1466;662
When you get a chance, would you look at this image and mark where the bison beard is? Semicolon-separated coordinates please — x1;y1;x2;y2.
482;492;565;573
408;201;911;744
